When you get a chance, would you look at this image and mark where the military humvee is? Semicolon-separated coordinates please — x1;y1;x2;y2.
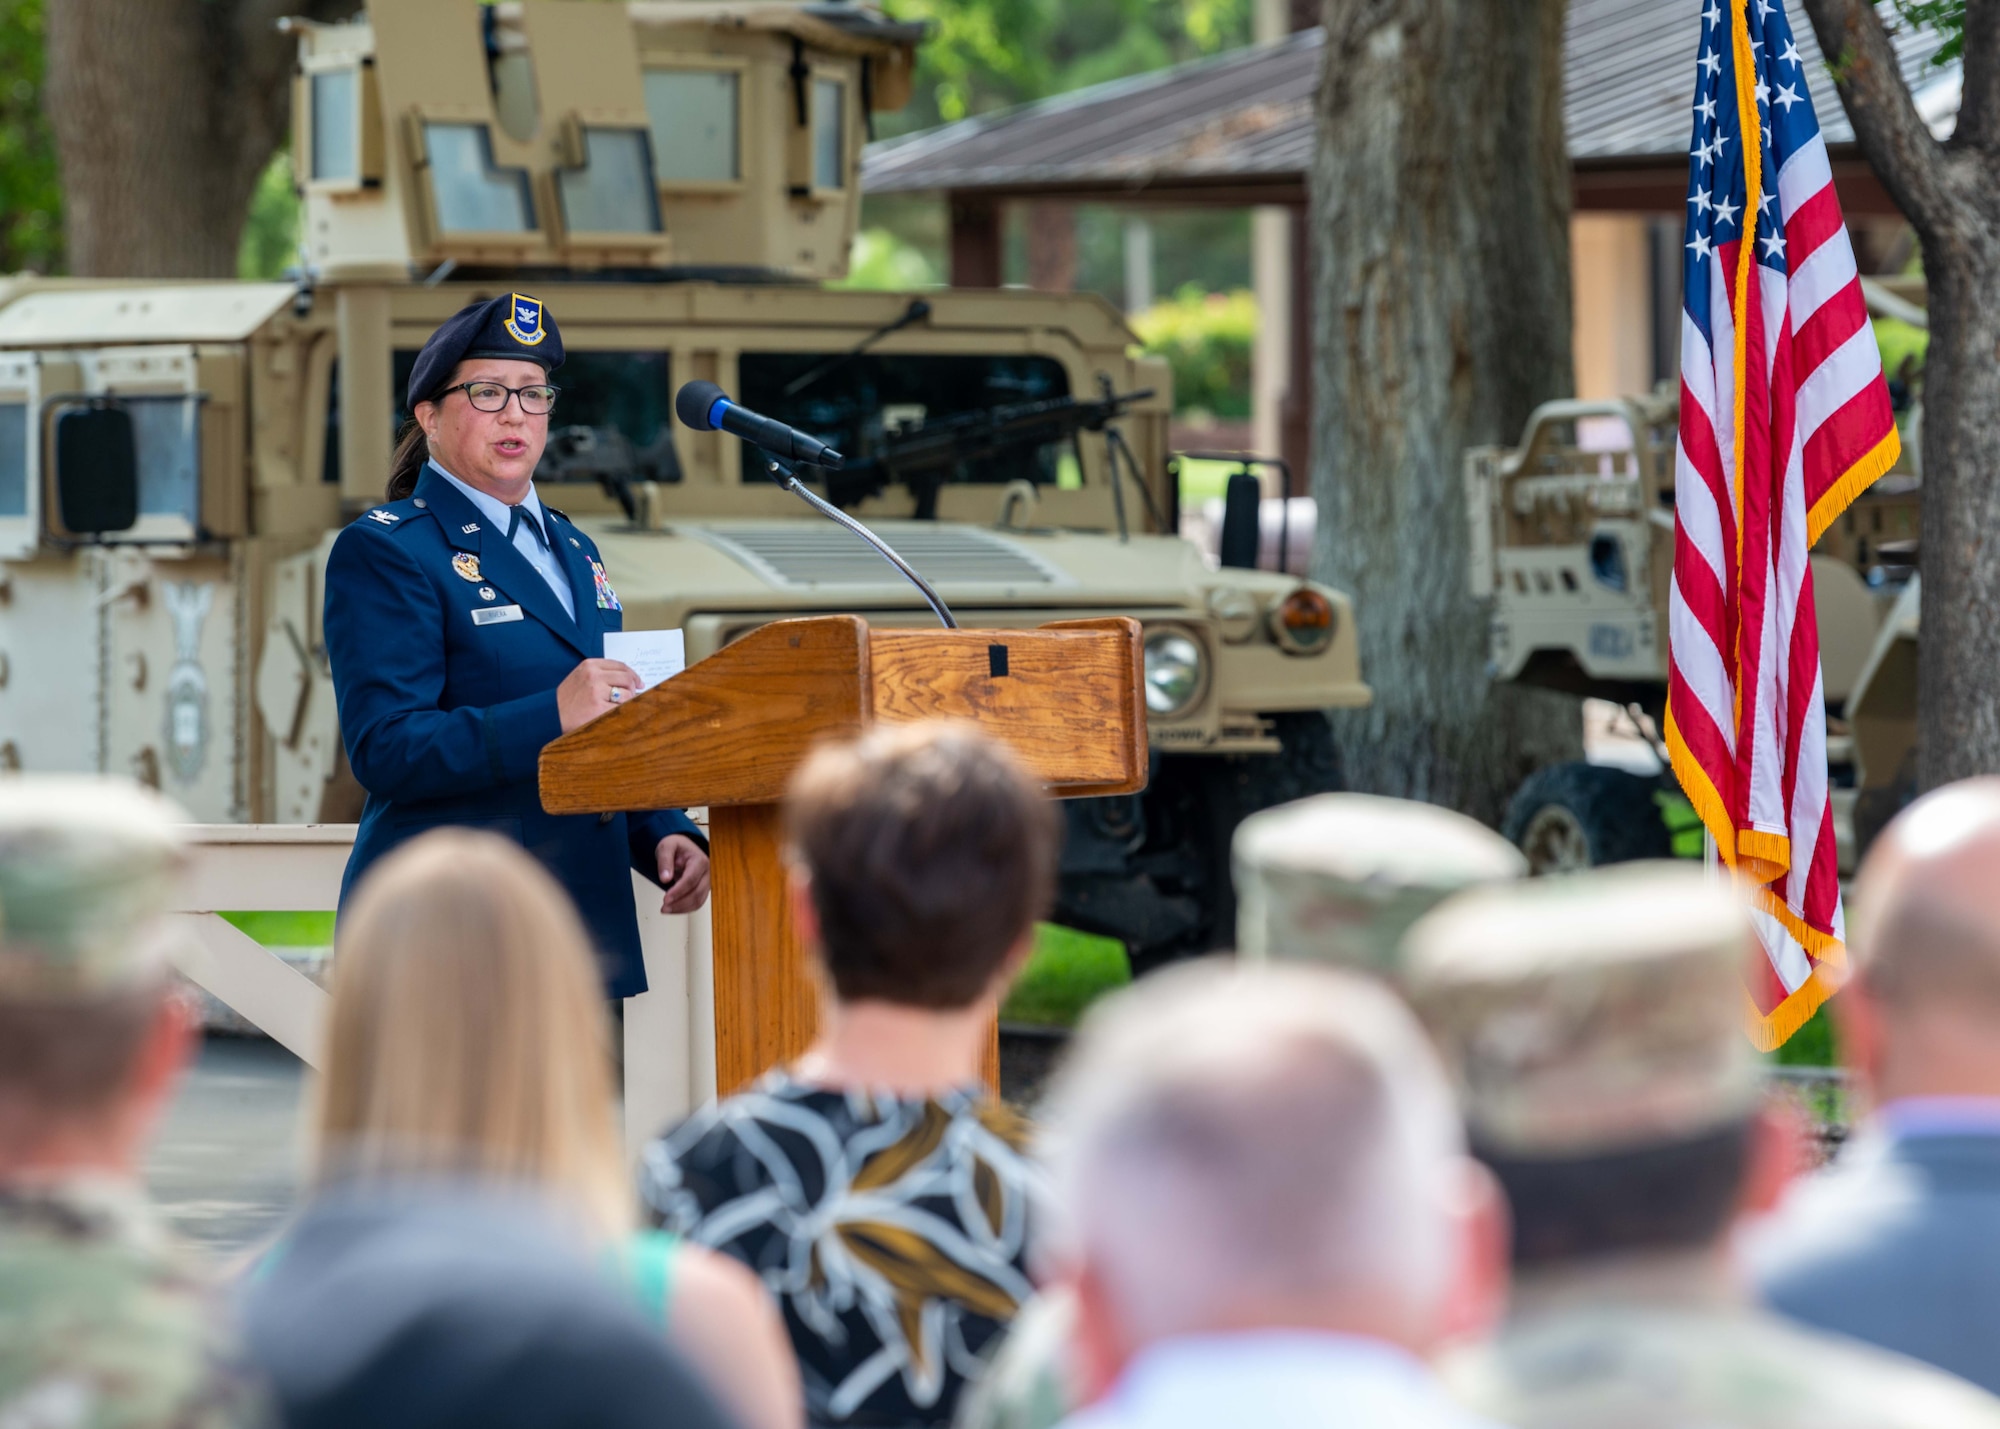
1466;303;1923;873
0;0;1363;968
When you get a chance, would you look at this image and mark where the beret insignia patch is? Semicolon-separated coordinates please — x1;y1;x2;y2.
504;293;546;347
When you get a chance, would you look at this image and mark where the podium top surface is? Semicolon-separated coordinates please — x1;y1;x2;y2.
539;615;1147;813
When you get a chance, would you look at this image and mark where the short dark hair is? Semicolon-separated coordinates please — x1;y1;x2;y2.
1480;1118;1752;1267
785;722;1059;1008
0;985;165;1158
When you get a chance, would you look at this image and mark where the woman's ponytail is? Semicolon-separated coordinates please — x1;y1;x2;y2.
385;419;429;502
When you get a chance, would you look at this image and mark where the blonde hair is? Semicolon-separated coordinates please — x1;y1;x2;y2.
314;829;630;1239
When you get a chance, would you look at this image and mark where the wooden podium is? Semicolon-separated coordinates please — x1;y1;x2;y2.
539;615;1147;1093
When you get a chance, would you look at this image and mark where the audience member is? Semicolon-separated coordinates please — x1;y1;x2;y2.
1405;862;2000;1428
642;723;1052;1429
1035;960;1508;1429
243;828;790;1429
1752;779;2000;1391
1232;792;1525;970
0;777;265;1427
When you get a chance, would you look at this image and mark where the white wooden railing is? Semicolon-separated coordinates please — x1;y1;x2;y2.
168;823;716;1159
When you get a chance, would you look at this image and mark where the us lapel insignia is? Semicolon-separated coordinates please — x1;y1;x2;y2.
452;552;482;582
590;559;621;611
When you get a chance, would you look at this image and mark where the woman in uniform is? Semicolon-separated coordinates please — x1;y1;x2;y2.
322;292;709;1000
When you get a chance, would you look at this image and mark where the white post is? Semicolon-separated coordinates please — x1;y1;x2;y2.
1123;217;1155;316
1251;0;1293;467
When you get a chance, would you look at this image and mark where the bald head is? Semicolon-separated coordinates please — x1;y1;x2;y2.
1852;778;2000;1011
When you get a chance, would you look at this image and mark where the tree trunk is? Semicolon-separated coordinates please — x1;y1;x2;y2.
43;0;347;277
1310;0;1580;825
1798;0;2000;789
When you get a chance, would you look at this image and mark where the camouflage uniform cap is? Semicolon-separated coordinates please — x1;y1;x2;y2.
0;776;188;1001
1402;860;1760;1158
1232;793;1526;975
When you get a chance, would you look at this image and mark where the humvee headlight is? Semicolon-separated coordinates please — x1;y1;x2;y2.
1270;587;1336;655
1142;629;1205;716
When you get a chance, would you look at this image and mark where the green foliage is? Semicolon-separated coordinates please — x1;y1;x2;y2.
832;227;940;290
1131;284;1257;419
1873;315;1928;384
1890;0;1965;65
1000;922;1131;1027
238;151;302;280
878;0;1255;137
0;0;60;274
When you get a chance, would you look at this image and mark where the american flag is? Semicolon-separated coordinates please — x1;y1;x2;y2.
1665;0;1900;1048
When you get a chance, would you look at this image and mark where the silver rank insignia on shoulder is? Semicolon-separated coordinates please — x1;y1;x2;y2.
367;509;399;524
569;537;580;548
452;552;482;582
462;523;480;534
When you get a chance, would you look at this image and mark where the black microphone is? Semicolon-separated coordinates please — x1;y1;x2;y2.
674;381;846;470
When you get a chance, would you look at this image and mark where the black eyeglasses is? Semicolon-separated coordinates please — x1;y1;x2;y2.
440;380;561;415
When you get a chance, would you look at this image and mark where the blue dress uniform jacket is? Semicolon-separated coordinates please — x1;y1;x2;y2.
324;464;702;999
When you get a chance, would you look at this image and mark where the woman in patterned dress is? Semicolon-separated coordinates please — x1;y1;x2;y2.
641;723;1059;1429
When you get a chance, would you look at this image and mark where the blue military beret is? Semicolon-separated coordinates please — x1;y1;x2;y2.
407;293;565;408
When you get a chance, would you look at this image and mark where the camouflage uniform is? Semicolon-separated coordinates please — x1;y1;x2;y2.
0;778;265;1428
1404;862;2000;1429
958;796;1524;1429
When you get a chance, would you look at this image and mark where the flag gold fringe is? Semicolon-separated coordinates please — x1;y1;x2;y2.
1805;426;1901;548
1665;704;1736;865
1744;953;1846;1052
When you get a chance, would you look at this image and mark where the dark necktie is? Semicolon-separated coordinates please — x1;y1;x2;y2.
507;503;549;550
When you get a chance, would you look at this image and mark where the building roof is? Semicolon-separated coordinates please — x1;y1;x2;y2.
861;1;1958;201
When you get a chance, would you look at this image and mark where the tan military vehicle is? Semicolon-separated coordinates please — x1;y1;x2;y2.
1467;301;1923;873
0;0;1364;968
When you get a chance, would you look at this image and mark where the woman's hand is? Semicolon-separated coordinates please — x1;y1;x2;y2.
656;834;712;915
556;659;642;733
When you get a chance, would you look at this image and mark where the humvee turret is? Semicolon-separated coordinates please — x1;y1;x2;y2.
0;0;1364;968
1467;301;1922;873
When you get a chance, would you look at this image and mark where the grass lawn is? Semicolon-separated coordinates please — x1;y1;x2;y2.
1001;923;1131;1029
219;911;335;946
1176;456;1248;509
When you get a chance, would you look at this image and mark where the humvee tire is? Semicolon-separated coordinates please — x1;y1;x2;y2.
1058;711;1343;975
1502;761;1673;874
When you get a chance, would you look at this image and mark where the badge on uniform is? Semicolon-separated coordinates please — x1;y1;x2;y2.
504;293;547;348
368;509;399;525
590;559;621;611
452;552;482;582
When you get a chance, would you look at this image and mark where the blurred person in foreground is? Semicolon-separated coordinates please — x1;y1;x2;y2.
0;777;264;1428
1751;779;2000;1392
642;722;1051;1429
243;829;793;1429
1406;862;2000;1429
957;792;1525;1429
1036;960;1508;1429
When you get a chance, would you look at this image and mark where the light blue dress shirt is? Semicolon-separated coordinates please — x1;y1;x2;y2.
1058;1331;1501;1429
429;460;576;620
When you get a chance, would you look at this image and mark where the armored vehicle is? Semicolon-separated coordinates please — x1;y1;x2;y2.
1467;313;1922;873
0;0;1364;968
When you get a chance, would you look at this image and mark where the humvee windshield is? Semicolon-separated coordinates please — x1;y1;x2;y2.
738;352;1073;485
0;404;24;516
388;348;1075;489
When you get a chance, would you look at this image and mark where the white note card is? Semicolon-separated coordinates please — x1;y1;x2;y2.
603;629;686;692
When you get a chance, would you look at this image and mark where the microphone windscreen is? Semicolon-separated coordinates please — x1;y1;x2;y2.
674;380;728;432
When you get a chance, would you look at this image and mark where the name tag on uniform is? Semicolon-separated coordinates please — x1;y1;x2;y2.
472;605;524;626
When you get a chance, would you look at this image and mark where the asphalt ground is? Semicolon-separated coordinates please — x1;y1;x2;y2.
145;1035;307;1262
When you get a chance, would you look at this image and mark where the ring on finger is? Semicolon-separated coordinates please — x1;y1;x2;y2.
610;687;624;704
